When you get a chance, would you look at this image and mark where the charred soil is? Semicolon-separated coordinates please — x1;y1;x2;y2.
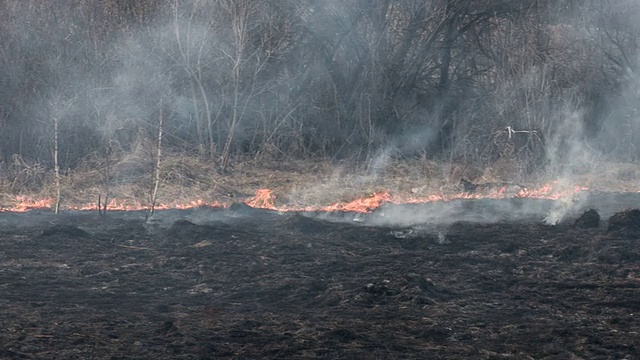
0;206;639;359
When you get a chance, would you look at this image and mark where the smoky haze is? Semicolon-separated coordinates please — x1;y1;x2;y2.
0;0;639;222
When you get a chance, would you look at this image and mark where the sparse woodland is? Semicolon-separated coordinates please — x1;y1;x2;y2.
0;0;639;198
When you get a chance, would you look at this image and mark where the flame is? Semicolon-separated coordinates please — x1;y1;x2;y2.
0;196;227;213
0;182;590;214
7;196;56;212
516;182;589;200
242;181;590;213
245;189;276;208
319;191;392;212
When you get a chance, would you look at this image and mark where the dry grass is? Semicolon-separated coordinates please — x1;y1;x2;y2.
570;162;640;192
1;155;640;211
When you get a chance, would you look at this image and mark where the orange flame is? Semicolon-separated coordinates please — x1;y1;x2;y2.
8;196;56;212
0;182;589;213
243;181;590;213
319;191;391;212
0;197;227;213
245;189;276;208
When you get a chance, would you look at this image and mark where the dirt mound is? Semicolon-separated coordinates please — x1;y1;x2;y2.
35;224;96;249
229;202;256;214
165;219;231;242
574;209;600;228
607;209;640;235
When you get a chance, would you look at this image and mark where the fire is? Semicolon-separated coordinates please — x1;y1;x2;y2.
245;189;276;208
319;191;392;212
240;181;590;213
516;183;589;200
242;189;392;213
0;182;590;214
7;196;56;212
0;197;227;213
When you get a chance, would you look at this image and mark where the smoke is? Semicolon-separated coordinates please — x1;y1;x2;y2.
2;1;640;225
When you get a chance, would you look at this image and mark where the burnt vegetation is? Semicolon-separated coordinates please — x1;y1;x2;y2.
0;0;640;189
1;206;640;358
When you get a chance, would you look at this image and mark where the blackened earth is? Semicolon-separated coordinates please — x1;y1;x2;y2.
1;198;639;359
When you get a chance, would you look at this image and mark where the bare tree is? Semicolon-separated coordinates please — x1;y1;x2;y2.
218;0;260;170
171;0;219;159
0;0;639;183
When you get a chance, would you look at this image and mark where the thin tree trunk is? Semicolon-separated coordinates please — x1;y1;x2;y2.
220;0;252;171
99;146;110;216
53;115;61;214
150;104;163;216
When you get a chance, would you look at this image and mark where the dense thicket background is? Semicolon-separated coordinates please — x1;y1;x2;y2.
1;0;639;178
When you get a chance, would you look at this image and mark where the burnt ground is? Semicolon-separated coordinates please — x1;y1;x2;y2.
1;199;639;359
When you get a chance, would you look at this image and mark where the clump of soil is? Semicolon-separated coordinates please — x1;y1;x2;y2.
607;208;640;235
229;202;255;214
575;209;600;228
229;202;274;217
40;224;91;238
165;219;228;241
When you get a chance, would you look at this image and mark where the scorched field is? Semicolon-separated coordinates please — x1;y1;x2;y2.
1;193;639;359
